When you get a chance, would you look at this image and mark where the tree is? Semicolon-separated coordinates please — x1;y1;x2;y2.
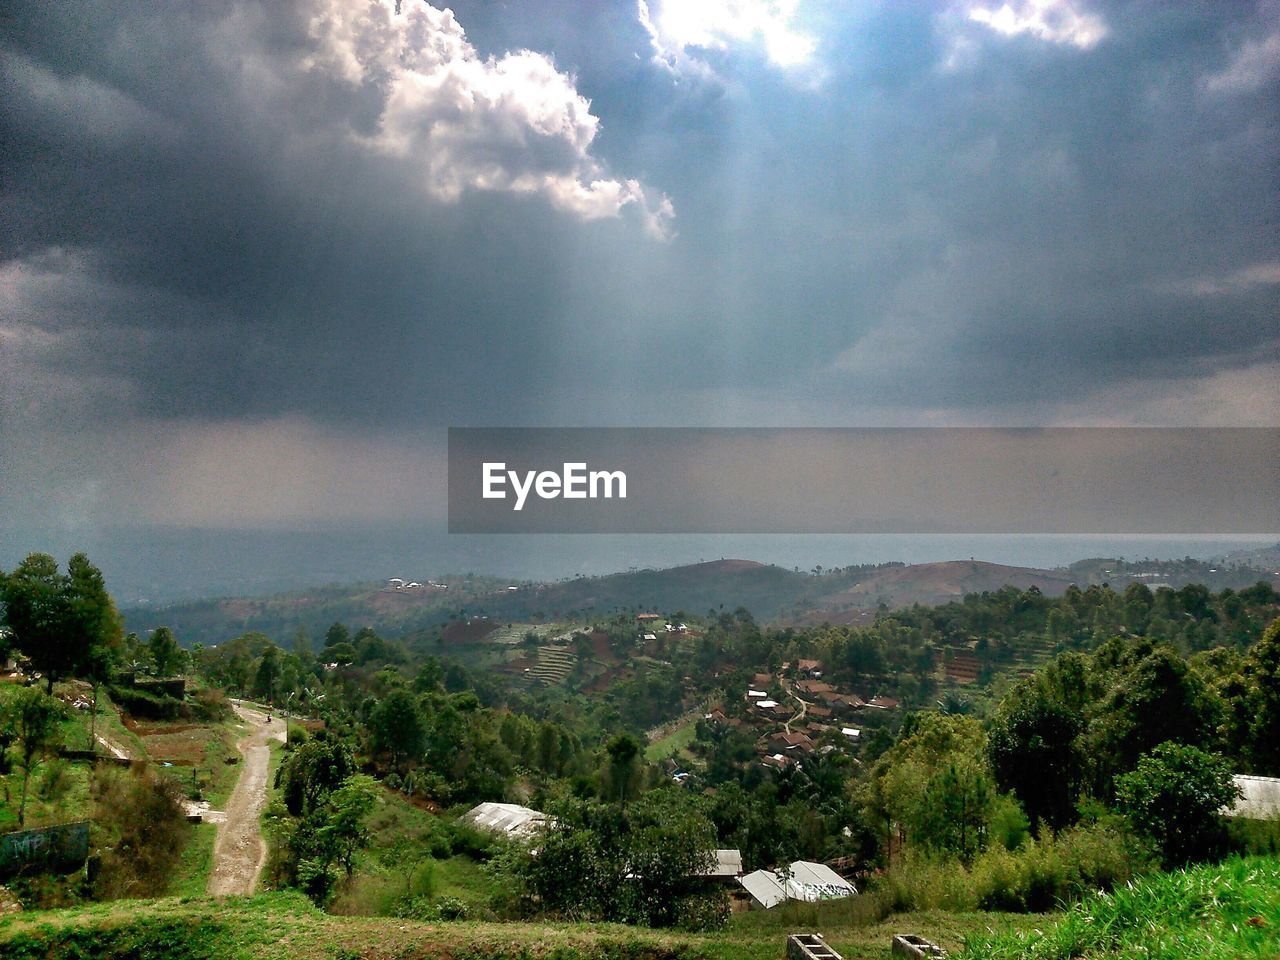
320;775;379;878
988;687;1083;833
368;689;425;773
1087;645;1221;796
149;626;182;677
284;774;379;904
500;792;719;928
912;760;994;862
277;738;356;816
1115;742;1238;868
605;732;642;808
1239;617;1280;774
254;645;282;701
0;552;121;693
322;623;350;650
0;687;65;825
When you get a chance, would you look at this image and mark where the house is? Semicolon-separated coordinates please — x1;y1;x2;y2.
737;861;857;909
795;659;823;677
795;679;834;698
463;802;549;838
761;753;794;772
841;727;861;740
765;731;815;755
754;699;779;710
636;613;662;622
1225;775;1280;820
698;849;744;880
807;705;833;721
867;695;900;710
747;689;768;699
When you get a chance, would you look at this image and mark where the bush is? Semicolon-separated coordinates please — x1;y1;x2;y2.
394;893;470;921
107;684;183;720
188;687;233;722
1116;742;1238;868
673;890;730;932
878;820;1148;915
90;765;192;899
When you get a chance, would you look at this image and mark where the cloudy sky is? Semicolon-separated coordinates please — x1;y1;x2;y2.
2;0;1278;552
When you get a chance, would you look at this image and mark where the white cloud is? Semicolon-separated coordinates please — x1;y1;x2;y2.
306;1;673;237
638;0;816;77
1205;30;1280;94
966;0;1107;50
1186;261;1280;296
1049;356;1280;426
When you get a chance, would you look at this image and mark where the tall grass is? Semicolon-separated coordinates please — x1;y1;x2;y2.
959;855;1280;960
872;819;1148;914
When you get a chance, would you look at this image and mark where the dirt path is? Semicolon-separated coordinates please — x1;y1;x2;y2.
207;702;285;896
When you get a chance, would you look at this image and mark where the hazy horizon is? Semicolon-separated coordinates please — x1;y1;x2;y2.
3;527;1274;606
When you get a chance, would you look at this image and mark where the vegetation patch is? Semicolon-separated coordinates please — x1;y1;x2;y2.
959;855;1280;960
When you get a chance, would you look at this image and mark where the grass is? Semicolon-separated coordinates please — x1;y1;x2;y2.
0;890;1048;960
645;721;697;763
329;787;501;917
13;855;1271;959
957;855;1280;960
168;822;219;898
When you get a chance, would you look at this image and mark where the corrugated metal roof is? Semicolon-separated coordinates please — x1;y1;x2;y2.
1227;775;1280;820
739;868;788;908
737;861;857;908
463;801;549;837
699;848;743;877
786;860;856;899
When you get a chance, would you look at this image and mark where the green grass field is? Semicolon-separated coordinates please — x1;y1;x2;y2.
5;854;1277;959
958;855;1280;960
645;721;697;763
0;890;1047;960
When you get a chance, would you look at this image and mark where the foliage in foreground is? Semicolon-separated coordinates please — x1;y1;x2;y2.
959;855;1280;960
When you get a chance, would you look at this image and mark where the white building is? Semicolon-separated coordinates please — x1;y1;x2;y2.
462;801;550;838
737;860;857;909
1226;775;1280;820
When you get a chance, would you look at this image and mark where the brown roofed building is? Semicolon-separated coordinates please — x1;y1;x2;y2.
795;679;834;697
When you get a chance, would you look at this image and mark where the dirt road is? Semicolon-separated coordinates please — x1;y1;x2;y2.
207;702;285;896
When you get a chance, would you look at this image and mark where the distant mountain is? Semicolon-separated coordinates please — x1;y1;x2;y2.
806;560;1078;614
122;552;1280;649
1219;542;1280;570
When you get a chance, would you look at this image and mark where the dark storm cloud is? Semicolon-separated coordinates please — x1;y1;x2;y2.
1;0;1277;445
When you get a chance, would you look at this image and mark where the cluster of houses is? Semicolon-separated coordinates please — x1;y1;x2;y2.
706;660;898;773
384;578;448;591
462;801;858;910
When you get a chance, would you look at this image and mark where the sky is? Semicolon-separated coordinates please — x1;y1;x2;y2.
2;0;1278;594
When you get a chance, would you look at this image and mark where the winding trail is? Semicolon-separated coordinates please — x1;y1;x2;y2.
207;702;285;896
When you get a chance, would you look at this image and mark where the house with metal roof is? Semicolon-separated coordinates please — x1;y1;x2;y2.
1225;775;1280;820
462;801;550;838
698;848;744;879
736;860;857;909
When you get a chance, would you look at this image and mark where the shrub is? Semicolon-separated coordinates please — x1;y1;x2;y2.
1116;742;1238;868
189;687;233;722
394;893;470;921
673;890;730;932
90;765;192;899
